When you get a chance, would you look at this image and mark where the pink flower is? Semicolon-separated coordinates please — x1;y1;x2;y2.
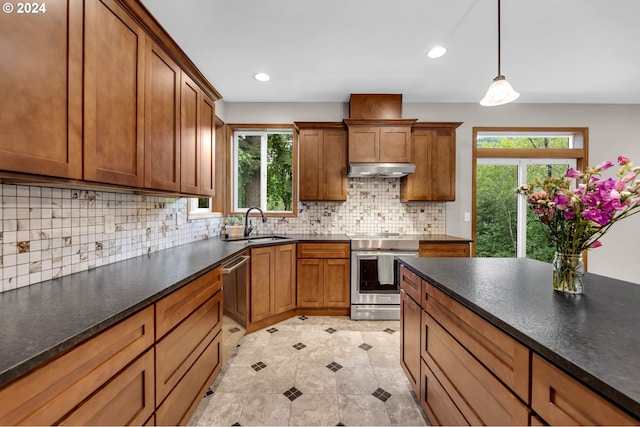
590;240;603;249
553;194;571;210
565;168;581;179
563;210;576;220
596;160;614;171
618;155;631;165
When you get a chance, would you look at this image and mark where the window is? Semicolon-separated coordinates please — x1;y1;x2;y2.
473;128;588;262
187;197;220;220
229;126;296;215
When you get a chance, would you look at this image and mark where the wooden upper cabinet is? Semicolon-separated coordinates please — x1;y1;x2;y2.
180;73;201;194
0;0;82;179
345;119;416;163
144;41;181;192
84;0;145;187
400;122;462;202
297;124;347;201
379;127;412;162
200;94;216;197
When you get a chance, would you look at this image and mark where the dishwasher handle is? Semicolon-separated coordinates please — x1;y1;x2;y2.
222;255;250;274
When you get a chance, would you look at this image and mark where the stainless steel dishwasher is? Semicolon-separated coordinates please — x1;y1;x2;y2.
222;251;250;328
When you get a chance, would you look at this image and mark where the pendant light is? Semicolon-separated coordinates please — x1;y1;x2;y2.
480;0;520;106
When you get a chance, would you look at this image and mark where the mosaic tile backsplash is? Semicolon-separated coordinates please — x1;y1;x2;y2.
1;178;444;292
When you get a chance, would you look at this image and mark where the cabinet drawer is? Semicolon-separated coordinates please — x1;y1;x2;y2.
423;312;529;425
156;330;222;426
399;265;422;303
155;266;222;339
531;354;637;425
419;242;470;257
59;349;155;426
156;290;223;404
420;358;469;426
0;306;154;425
423;281;530;401
297;243;349;259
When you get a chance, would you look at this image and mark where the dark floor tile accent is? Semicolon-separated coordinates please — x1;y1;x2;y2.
325;327;337;334
372;387;391;402
204;388;214;397
284;387;303;401
251;361;267;371
293;342;307;350
266;327;279;333
299;315;308;320
237;344;241;347
232;422;241;426
384;328;396;334
229;327;241;333
326;362;343;372
359;343;373;351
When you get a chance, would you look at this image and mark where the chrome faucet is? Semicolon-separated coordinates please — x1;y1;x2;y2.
244;206;267;237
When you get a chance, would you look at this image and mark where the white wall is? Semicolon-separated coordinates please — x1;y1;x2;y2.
222;101;640;284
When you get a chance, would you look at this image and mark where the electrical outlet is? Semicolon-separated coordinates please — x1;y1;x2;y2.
464;212;471;222
104;215;115;234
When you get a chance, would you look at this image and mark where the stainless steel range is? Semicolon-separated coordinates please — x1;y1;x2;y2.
348;233;419;320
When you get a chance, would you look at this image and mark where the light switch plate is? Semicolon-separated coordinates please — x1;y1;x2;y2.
464;212;471;222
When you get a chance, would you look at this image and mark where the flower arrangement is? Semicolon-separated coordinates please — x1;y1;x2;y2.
516;156;640;292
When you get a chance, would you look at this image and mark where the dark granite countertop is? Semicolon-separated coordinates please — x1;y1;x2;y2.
398;257;640;419
0;233;355;388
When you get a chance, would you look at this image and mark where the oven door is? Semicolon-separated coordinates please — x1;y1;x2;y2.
351;251;418;306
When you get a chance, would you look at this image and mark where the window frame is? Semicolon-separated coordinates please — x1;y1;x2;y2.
226;124;298;217
186;197;222;220
472;127;589;258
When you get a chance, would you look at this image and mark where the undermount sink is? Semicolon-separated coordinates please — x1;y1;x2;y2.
224;235;290;244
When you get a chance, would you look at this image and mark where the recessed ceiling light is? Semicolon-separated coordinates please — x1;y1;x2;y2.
254;72;270;82
426;46;447;59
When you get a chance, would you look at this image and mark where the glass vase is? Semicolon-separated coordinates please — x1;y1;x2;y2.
552;251;585;294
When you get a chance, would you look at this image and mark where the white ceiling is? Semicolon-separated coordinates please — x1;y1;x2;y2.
140;0;640;104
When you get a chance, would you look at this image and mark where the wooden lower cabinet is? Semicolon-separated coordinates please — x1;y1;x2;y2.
0;306;154;425
250;244;297;323
296;243;350;309
0;267;224;426
59;349;155;426
400;290;421;396
531;354;637;426
420;358;468;426
418;242;470;258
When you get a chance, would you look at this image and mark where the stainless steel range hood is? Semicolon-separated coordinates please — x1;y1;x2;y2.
348;163;416;178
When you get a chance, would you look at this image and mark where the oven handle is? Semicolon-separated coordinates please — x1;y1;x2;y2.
352;251;419;258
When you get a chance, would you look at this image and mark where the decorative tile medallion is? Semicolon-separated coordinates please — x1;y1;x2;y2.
372;387;392;402
283;387;303;401
266;327;278;334
251;361;267;372
325;327;337;334
293;342;306;350
326;362;343;372
229;327;241;333
359;343;373;351
384;328;396;334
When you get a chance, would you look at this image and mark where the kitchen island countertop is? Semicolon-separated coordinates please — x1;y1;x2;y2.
399;256;640;419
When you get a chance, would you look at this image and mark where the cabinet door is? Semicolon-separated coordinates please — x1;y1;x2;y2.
144;41;181;192
180;73;201;194
348;127;379;162
251;247;275;322
275;244;297;314
379;126;411;163
401;128;456;201
323;259;350;308
323;129;348;200
0;0;82;178
84;0;145;187
59;349;154;426
200;93;216;197
297;259;323;308
298;129;323;200
428;128;456;200
400;290;421;396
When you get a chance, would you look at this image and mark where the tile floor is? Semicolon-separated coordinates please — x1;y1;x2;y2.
190;316;428;426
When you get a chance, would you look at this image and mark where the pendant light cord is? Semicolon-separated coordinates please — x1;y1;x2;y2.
497;0;502;76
